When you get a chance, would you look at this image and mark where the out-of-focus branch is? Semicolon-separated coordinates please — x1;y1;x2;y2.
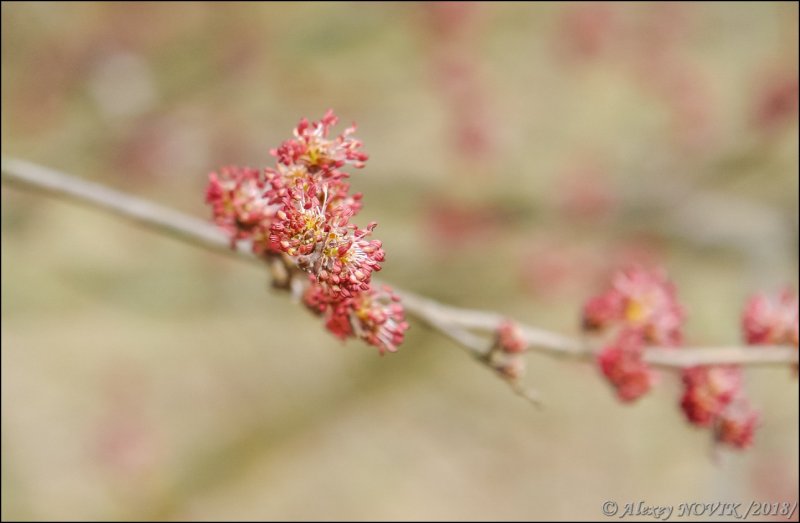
1;157;257;265
395;286;797;368
2;157;797;402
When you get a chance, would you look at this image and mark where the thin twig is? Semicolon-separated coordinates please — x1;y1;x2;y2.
2;157;797;394
1;157;257;265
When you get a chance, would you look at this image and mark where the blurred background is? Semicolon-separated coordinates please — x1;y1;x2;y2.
2;2;798;520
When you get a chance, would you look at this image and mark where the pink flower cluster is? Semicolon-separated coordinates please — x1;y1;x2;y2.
583;266;684;345
582;266;685;402
596;329;660;403
205;111;408;354
680;365;759;449
742;289;799;347
584;268;797;450
678;288;798;449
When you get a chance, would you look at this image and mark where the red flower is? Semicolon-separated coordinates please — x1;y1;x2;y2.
269;185;384;299
206;112;405;354
205;165;276;252
742;289;798;346
582;291;624;332
270;109;367;171
596;330;658;403
680;365;742;427
582;266;685;346
714;400;760;450
307;284;408;355
268;182;330;258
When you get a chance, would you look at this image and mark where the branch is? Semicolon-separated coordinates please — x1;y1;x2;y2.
2;157;797;401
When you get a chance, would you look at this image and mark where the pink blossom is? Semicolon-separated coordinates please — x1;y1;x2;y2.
612;267;684;345
582;291;624;332
306;284;408;355
585;267;685;402
310;222;385;299
206;112;405;354
205;165;276;252
268;182;330;258
680;365;742;427
496;320;527;354
714;400;760;450
269;185;383;299
270;109;367;171
742;289;799;346
582;266;685;346
596;330;658;403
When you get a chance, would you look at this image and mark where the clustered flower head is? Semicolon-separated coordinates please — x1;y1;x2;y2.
680;365;741;427
596;329;659;403
742;288;798;347
205;111;408;354
582;266;684;346
677;287;798;449
713;399;760;449
679;365;759;449
584;268;797;450
205;166;274;251
304;284;407;355
582;266;685;402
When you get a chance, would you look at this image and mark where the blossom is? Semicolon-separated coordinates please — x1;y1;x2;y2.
484;321;528;382
496;320;527;354
263;164;362;218
582;291;624;332
349;286;408;354
305;284;408;355
268;182;329;258
205;165;275;251
714;400;760;450
584;267;685;402
269;185;384;299
596;330;658;403
582;266;684;346
310;222;384;299
680;365;742;427
302;278;330;315
679;365;760;449
270;109;367;172
742;289;798;346
612;267;684;345
206;111;405;354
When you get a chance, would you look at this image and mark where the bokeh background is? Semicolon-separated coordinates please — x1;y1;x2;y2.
2;2;798;521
